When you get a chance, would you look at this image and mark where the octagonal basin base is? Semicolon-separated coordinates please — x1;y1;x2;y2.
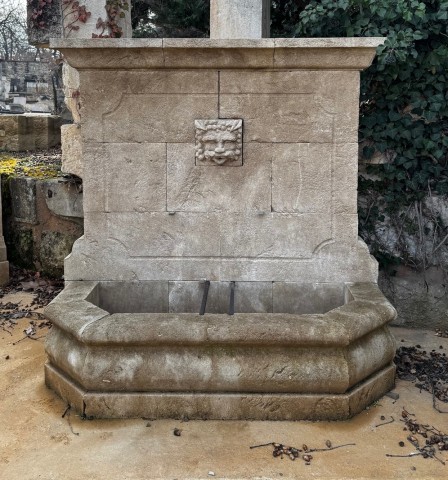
44;281;397;420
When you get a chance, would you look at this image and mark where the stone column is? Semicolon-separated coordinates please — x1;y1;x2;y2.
61;0;132;39
28;0;132;44
0;182;9;285
210;0;270;39
59;1;132;178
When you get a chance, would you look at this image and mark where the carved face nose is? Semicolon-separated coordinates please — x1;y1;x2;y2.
215;141;225;154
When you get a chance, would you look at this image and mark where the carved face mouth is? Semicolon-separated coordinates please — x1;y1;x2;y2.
204;150;236;165
213;155;228;165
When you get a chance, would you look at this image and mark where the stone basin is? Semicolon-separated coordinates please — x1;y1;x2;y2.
44;281;396;420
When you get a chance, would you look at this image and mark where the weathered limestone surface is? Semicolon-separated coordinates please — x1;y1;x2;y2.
210;0;270;39
168;143;270;212
43;179;83;218
44;38;398;420
44;282;397;419
0;115;61;151
61;124;83;177
4;177;83;277
51;39;383;285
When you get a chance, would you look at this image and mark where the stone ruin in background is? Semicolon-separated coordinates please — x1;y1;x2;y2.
28;0;397;420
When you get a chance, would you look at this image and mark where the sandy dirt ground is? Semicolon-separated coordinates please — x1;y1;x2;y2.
1;291;448;480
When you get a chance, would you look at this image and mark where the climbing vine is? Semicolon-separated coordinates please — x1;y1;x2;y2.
93;0;129;38
296;0;448;269
28;0;128;38
27;0;53;29
62;0;91;35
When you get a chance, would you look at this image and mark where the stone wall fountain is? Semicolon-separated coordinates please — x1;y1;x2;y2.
42;0;396;420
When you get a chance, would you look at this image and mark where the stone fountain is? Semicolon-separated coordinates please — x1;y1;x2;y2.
43;0;396;420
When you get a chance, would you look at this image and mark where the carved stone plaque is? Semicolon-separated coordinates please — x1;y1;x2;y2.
195;119;243;166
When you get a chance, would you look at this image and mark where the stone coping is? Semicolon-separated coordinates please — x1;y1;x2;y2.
50;37;385;70
44;282;397;347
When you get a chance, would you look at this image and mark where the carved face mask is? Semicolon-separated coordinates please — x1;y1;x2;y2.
195;119;243;166
202;129;240;165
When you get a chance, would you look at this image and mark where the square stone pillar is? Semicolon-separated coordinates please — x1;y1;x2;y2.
210;0;270;39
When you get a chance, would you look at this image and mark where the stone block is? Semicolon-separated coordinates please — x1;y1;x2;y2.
0;115;61;151
61;124;83;177
105;211;331;260
96;281;169;313
220;70;325;94
64;240;379;284
272;143;332;214
40;231;79;277
333;144;359;214
10;177;37;224
88;94;218;144
82;70;218;96
272;38;382;70
42;179;83;218
107;212;222;257
314;72;360;144
62;64;81;123
219;94;333;143
161;39;275;69
168;281;273;313
167;143;271;212
0;116;19;150
219;212;332;258
83;143;167;213
272;282;345;314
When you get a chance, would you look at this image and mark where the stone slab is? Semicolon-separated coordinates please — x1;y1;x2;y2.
95;94;218;144
0;115;61;151
82;70;219;95
168;281;273;313
167;143;271;212
97;281;169;314
273;282;345;314
64;239;379;283
61;124;82;177
219;93;333;143
0;181;7;284
272;143;332;214
53;38;384;71
42;179;83;218
106;211;332;259
10;177;37;225
103;143;166;213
